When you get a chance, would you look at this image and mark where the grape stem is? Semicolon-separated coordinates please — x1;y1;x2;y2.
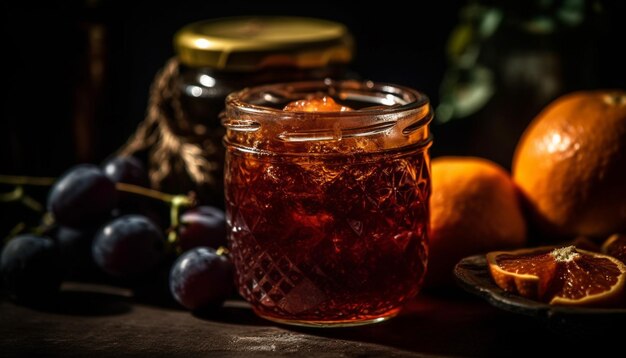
0;175;56;186
114;183;194;250
0;175;194;207
0;184;44;212
216;246;230;256
3;222;26;246
115;182;193;206
1;174;195;253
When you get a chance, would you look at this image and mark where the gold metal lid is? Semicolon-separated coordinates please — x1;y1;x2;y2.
174;16;354;71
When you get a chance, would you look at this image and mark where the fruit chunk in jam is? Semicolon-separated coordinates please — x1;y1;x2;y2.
225;97;430;325
283;96;353;112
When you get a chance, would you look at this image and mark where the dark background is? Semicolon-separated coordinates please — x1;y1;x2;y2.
0;0;458;176
1;0;625;177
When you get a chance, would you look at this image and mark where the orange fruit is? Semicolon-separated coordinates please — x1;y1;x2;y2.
513;90;626;239
601;234;626;264
487;246;626;306
426;157;526;287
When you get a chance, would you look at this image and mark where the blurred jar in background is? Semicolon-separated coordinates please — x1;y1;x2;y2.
433;0;612;168
120;16;354;207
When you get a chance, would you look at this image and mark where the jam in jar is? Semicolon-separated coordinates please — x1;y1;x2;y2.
223;80;433;326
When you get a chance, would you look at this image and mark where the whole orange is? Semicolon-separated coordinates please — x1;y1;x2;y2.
513;90;626;239
426;157;527;287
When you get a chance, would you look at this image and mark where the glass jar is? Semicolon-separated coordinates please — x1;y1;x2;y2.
172;16;354;206
222;80;433;327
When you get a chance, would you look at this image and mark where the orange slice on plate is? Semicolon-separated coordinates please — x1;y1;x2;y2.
487;246;626;306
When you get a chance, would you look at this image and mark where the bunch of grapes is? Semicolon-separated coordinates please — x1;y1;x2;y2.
0;157;233;311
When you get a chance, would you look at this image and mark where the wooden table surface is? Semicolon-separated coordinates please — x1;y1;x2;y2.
0;282;615;357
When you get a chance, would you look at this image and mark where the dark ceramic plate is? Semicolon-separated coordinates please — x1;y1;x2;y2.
454;254;626;336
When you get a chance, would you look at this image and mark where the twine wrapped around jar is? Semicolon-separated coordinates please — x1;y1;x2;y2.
119;17;355;208
118;58;222;206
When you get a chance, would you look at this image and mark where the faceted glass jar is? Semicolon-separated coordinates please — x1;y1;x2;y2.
222;80;433;327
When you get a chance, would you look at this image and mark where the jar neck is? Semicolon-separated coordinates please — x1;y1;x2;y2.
223;80;433;156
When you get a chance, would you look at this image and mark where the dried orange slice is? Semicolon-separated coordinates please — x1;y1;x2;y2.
487;246;626;306
602;234;626;264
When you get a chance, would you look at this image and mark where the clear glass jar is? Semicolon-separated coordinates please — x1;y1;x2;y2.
172;17;354;206
222;80;433;327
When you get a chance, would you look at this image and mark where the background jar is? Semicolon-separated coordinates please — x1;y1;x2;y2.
172;16;354;206
222;80;433;327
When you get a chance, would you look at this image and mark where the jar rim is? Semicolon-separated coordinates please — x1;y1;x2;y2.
223;80;433;155
225;80;430;119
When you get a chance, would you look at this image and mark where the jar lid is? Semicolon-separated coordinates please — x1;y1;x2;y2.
174;16;354;71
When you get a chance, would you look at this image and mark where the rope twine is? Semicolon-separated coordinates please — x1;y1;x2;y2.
118;57;221;205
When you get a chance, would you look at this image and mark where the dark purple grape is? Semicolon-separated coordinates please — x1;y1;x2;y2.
1;234;63;302
112;204;169;231
103;156;151;210
169;247;234;310
92;215;164;278
178;206;227;251
57;226;91;258
103;156;150;188
47;164;117;228
55;226;98;277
